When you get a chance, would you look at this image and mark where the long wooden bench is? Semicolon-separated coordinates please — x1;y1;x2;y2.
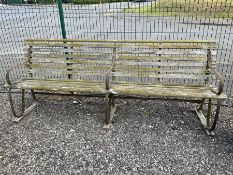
5;39;227;135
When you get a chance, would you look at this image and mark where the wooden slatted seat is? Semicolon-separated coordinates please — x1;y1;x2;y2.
15;79;107;93
105;40;227;135
108;84;226;99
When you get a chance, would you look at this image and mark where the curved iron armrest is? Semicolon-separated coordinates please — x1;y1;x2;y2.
208;64;224;95
5;63;28;86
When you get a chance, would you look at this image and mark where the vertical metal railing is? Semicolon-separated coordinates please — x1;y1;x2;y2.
57;0;67;39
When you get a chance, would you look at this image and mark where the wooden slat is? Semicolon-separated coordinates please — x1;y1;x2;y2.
144;44;215;49
27;42;117;48
31;54;111;60
28;65;212;76
26;42;215;50
112;82;213;88
29;64;112;71
16;79;106;93
28;64;212;76
30;59;206;65
112;72;212;79
109;84;226;99
29;47;216;57
25;78;105;84
29;59;112;67
118;55;207;61
117;50;208;55
113;68;212;74
28;70;109;76
115;61;206;67
26;39;216;44
30;47;113;54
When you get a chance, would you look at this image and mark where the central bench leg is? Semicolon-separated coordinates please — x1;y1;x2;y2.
104;94;116;128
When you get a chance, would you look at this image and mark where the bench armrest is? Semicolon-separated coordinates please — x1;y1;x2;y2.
207;50;224;95
5;63;28;86
209;67;224;95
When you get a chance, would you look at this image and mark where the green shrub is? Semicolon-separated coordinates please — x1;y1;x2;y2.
26;0;54;4
36;0;54;4
71;0;127;4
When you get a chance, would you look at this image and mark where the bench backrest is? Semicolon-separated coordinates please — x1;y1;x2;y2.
25;39;114;82
111;40;216;86
25;39;216;86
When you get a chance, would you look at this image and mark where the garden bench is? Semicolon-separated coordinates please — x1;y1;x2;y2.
105;40;227;135
5;39;227;135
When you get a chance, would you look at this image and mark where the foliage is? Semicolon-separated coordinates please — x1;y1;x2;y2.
125;0;233;18
25;0;54;4
71;0;127;4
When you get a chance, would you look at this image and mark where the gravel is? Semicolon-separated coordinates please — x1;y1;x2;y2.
0;93;232;175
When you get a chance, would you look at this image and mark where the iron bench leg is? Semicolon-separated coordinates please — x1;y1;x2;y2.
8;88;39;123
195;98;221;136
104;94;116;128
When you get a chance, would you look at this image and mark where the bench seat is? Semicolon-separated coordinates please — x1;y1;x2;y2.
109;83;227;99
14;79;107;94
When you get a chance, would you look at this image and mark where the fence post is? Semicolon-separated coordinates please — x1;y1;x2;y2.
57;0;67;39
57;0;71;79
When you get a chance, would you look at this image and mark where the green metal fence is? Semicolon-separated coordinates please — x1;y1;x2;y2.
0;0;232;106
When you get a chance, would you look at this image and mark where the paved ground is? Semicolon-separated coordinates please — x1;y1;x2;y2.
0;93;232;174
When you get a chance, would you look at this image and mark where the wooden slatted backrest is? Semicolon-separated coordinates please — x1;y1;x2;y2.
111;40;216;86
25;39;216;86
25;39;116;82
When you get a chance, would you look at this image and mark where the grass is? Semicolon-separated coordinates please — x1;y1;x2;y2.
125;0;233;19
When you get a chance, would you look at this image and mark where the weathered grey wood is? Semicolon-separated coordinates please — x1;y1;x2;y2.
111;73;213;79
118;55;208;61
26;39;216;44
26;42;216;50
15;79;107;93
108;84;227;99
28;70;110;76
114;68;212;74
23;39;217;96
115;61;206;67
30;47;114;54
117;49;207;54
31;54;111;59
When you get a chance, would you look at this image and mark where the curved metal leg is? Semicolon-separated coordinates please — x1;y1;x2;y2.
195;98;222;136
104;94;116;129
8;87;39;123
209;99;221;132
198;98;205;111
31;89;37;101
